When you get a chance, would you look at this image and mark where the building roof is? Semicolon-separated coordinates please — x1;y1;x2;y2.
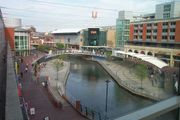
15;27;29;32
114;51;168;69
51;28;82;34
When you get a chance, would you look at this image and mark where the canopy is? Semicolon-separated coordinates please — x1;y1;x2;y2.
114;51;168;69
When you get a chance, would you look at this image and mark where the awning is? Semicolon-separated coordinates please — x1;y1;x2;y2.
114;51;168;69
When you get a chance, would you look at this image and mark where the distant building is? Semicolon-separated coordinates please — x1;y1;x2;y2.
126;1;180;67
14;27;30;51
116;11;133;50
101;26;116;48
52;28;82;49
82;28;107;46
4;17;22;50
155;1;180;19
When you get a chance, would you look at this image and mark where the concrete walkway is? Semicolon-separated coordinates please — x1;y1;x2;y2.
98;60;173;100
19;53;87;120
40;59;70;106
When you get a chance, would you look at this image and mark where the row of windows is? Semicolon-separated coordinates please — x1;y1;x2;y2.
134;22;176;28
134;28;175;33
134;35;175;40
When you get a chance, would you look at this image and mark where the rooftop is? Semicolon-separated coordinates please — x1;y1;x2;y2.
51;28;82;34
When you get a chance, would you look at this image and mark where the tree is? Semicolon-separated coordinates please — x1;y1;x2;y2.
37;45;50;53
56;43;64;49
135;64;148;89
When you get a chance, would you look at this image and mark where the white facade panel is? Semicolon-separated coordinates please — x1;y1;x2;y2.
4;18;21;28
118;11;133;21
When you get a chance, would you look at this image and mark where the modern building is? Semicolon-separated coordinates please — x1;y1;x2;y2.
101;26;116;48
3;17;31;53
14;27;30;51
82;28;107;46
116;11;133;50
126;1;180;67
52;28;82;49
4;18;22;50
155;1;180;19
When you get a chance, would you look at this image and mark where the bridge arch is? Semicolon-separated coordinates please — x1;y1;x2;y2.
128;49;133;52
140;51;145;54
147;52;153;56
134;50;139;53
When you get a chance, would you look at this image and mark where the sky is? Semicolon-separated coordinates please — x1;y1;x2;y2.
0;0;175;32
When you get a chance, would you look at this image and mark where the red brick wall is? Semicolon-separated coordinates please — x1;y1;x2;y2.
175;20;180;42
142;23;147;42
157;22;162;42
129;24;134;41
5;28;14;50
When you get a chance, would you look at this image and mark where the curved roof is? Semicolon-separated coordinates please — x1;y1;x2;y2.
51;28;82;34
114;51;168;69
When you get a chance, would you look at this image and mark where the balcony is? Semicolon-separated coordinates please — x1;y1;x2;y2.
170;25;176;28
169;32;175;36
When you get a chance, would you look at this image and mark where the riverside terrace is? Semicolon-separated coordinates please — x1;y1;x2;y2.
32;51;179;119
34;50;178;101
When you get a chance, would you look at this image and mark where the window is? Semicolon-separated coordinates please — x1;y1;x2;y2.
170;36;175;40
171;22;176;25
147;30;151;33
20;36;23;40
154;23;158;26
153;36;157;39
134;30;138;33
153;29;157;33
147;23;151;27
68;38;70;42
139;36;142;39
163;13;170;19
147;36;151;39
170;28;175;32
139;30;143;33
162;29;168;32
162;36;168;39
164;4;171;12
163;22;168;26
15;36;19;40
134;35;138;39
134;25;138;27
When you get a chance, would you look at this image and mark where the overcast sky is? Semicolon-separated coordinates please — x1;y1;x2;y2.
1;0;174;32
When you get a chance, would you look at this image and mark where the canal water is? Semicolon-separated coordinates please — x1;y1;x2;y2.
65;57;154;119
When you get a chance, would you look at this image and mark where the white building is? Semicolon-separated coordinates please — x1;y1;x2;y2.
155;1;180;19
51;28;82;49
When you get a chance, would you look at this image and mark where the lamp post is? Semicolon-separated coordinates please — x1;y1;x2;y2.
105;80;110;120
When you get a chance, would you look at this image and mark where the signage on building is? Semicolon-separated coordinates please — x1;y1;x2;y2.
88;28;99;46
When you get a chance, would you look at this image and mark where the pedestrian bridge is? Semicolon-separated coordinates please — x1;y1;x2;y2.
115;96;180;120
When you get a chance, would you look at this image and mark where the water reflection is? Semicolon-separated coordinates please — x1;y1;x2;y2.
66;57;154;119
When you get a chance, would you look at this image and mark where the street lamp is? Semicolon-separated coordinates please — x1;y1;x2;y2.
105;80;110;120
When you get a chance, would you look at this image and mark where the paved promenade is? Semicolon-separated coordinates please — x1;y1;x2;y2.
98;60;173;100
19;53;87;120
40;59;70;105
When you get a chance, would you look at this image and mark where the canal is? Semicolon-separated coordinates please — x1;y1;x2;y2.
65;57;154;119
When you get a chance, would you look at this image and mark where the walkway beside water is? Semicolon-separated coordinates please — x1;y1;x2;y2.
98;60;172;101
40;60;70;106
19;53;87;120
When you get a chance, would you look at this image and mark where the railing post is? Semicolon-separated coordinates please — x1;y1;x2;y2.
98;112;101;120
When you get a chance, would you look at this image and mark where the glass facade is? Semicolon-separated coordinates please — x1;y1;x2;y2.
14;32;29;51
82;29;107;46
116;19;130;49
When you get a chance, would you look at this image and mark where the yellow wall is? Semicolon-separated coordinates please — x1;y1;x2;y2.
107;29;116;48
